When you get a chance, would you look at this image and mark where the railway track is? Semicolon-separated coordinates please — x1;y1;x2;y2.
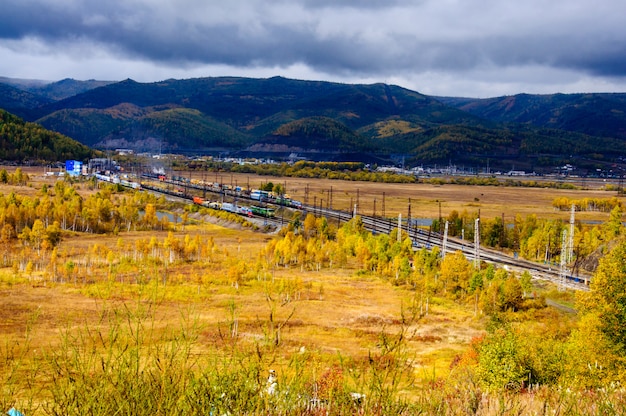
304;204;589;291
137;174;589;290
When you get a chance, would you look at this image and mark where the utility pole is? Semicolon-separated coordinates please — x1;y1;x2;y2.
559;229;568;291
568;204;575;264
330;186;333;209
501;212;505;248
407;198;412;236
442;221;449;258
438;200;443;234
202;171;206;199
382;192;386;220
473;218;480;266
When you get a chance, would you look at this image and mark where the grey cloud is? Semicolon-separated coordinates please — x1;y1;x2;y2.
300;0;414;9
2;0;626;95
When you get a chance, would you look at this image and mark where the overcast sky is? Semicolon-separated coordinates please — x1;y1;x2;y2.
1;0;625;98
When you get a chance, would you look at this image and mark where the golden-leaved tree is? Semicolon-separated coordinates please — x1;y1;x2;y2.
572;239;626;386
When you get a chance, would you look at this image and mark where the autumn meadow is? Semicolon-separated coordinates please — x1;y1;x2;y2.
1;166;626;415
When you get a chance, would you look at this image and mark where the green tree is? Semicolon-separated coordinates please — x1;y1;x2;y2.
30;219;46;254
439;250;472;297
603;205;623;239
577;241;626;354
502;275;523;311
143;203;158;229
303;213;317;238
469;271;483;293
272;183;284;195
475;327;530;390
520;270;532;297
564;311;622;387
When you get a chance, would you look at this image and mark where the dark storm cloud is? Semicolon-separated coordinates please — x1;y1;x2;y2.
2;0;626;95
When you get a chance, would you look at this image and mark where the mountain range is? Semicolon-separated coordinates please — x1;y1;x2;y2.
1;75;626;173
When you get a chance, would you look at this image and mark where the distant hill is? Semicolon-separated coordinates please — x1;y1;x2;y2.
437;93;626;141
0;109;96;162
3;75;626;171
387;124;626;170
30;78;115;101
26;76;490;159
0;83;52;117
0;77;114;101
0;76;48;90
33;77;482;131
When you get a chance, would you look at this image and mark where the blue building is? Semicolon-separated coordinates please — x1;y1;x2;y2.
65;160;83;176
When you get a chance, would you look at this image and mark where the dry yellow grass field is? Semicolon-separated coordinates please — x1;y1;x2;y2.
0;166;614;412
211;171;618;223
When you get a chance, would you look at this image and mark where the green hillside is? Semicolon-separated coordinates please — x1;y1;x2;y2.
385;125;517;163
2;75;626;170
440;93;626;140
129;108;254;150
0;109;96;162
34;77;482;143
36;104;143;146
0;83;52;117
258;116;370;152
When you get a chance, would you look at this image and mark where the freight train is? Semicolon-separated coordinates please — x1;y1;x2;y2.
142;173;303;209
